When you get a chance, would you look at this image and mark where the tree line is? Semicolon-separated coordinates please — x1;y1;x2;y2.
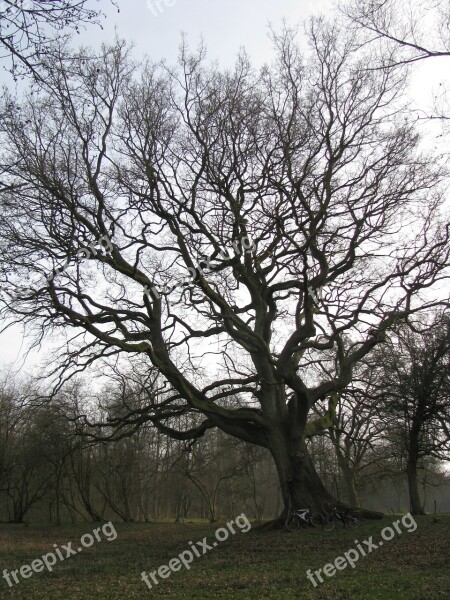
1;312;448;523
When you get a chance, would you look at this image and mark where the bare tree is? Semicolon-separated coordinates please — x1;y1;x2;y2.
328;370;388;507
0;377;25;520
342;0;450;122
0;0;117;79
0;23;448;524
376;313;450;514
342;0;450;61
183;431;245;523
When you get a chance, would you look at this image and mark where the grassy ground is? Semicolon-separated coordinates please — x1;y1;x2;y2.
0;514;449;599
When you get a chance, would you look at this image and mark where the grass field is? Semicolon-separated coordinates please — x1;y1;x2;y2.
1;514;449;599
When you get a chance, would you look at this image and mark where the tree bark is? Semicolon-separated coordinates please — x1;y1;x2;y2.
287;448;339;513
407;458;425;515
343;468;359;507
264;430;382;529
338;459;360;507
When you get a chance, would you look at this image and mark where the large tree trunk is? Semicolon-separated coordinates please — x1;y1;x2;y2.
270;438;333;523
287;448;339;512
407;457;425;515
265;429;382;529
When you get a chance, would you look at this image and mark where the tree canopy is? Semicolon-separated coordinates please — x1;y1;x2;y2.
0;22;448;517
0;0;116;79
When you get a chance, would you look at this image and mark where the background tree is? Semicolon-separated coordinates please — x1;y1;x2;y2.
376;313;450;514
0;375;28;520
30;399;76;525
182;431;246;523
307;345;389;507
3;408;52;523
0;23;448;523
328;382;385;508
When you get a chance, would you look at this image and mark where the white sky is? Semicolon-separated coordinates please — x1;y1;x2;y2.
91;0;331;66
0;0;447;374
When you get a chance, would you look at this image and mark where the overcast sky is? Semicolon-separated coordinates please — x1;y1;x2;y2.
87;0;332;66
0;0;446;374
